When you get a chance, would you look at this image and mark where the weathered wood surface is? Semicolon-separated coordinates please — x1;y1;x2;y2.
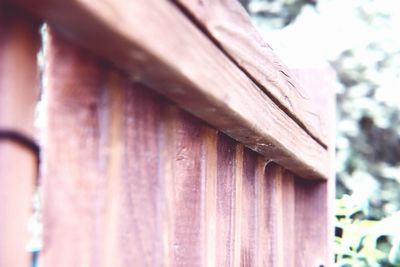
295;178;330;267
9;0;330;179
290;65;336;264
173;0;327;147
0;6;39;267
40;32;331;267
296;65;336;266
290;66;337;149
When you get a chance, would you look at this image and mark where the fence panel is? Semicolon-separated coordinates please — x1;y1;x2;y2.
0;1;335;266
38;30;331;267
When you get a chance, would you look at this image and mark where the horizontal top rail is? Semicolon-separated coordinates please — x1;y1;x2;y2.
173;0;328;148
7;0;331;179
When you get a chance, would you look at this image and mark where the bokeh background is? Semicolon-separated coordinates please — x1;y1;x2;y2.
239;0;400;266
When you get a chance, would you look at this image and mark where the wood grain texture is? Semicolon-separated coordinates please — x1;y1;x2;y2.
40;31;163;267
9;0;330;179
239;148;257;267
160;107;205;267
0;6;39;267
215;132;236;267
41;30;108;266
233;144;243;267
258;163;330;267
255;158;268;267
291;66;336;265
290;66;337;148
42;32;215;266
262;163;284;267
173;0;327;147
281;172;295;267
203;128;218;267
295;179;330;267
114;75;162;266
39;25;333;267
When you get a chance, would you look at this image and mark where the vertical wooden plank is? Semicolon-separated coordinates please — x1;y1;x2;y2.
282;172;295;267
295;179;329;267
40;30;107;267
101;72;123;267
233;144;243;267
160;107;205;267
203;128;217;267
0;6;39;267
160;105;175;267
240;148;257;266
255;158;267;267
274;166;284;267
258;162;284;267
40;30;162;267
215;132;236;267
113;79;162;266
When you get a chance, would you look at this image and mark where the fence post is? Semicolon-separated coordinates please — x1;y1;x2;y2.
0;6;40;267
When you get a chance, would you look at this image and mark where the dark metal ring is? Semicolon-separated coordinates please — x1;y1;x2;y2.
0;129;40;184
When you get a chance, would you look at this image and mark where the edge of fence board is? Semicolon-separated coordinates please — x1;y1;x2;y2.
9;0;329;179
203;128;218;267
292;65;336;266
173;0;327;147
216;132;236;266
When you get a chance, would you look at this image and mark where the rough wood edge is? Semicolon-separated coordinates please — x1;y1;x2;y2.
7;0;330;179
172;0;328;148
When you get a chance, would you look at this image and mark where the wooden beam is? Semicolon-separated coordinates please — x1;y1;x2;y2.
173;0;328;147
9;0;330;179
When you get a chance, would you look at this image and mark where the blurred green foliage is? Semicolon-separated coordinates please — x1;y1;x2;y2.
336;195;400;266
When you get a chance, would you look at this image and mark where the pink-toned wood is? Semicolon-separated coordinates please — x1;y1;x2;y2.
113;75;162;266
39;22;334;267
173;0;327;147
295;179;329;267
282;172;295;267
40;30;107;267
259;165;331;267
42;32;95;266
290;66;337;148
291;66;336;266
255;158;268;267
8;0;330;180
0;6;39;267
40;30;164;267
262;163;284;267
42;30;214;267
203;127;218;267
239;148;257;266
233;144;243;267
160;107;206;267
215;132;236;267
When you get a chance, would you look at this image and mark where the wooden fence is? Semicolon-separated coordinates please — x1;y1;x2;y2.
0;0;335;266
